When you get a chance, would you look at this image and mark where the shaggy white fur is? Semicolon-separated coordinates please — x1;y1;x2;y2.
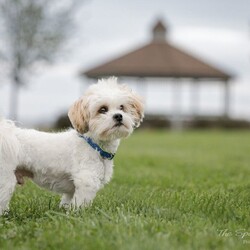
0;77;144;215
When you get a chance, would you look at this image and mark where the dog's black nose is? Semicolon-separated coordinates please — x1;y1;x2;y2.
113;113;123;122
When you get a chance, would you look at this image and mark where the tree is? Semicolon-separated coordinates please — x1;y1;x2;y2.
0;0;81;120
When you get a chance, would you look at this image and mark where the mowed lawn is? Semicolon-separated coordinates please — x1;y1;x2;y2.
0;130;249;250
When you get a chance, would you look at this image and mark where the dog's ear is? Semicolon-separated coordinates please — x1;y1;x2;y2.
68;97;89;134
129;92;144;128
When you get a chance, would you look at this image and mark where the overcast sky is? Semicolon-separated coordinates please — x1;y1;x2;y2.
0;0;250;126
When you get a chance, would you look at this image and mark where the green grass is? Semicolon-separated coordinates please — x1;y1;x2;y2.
0;130;250;250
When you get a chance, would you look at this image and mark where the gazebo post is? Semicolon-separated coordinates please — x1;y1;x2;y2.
81;76;91;94
137;77;147;101
190;79;199;119
223;80;230;118
171;79;182;130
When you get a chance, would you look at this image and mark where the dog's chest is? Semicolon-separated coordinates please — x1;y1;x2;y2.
33;171;75;194
101;160;113;185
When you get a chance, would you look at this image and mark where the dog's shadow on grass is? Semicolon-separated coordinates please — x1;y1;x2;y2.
3;199;96;223
1;183;83;222
2;187;107;223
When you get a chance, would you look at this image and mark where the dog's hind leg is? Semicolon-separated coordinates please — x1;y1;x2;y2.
0;119;20;215
0;168;17;215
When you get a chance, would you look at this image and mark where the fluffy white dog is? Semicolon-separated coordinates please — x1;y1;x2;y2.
0;77;144;215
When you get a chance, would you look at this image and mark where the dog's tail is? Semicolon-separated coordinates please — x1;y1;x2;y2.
0;118;20;164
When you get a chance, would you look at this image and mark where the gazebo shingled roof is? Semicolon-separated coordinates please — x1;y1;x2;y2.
83;20;231;81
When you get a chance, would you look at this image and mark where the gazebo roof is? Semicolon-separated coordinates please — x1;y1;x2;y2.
83;20;231;81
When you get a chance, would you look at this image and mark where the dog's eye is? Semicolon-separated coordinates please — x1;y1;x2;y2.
99;106;108;114
120;105;124;111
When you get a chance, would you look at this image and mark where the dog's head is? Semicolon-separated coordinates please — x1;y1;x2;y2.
68;77;144;141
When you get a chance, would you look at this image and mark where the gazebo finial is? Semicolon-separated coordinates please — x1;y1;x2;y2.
152;19;167;43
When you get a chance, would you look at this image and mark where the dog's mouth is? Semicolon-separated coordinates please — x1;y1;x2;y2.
114;122;124;127
112;122;126;129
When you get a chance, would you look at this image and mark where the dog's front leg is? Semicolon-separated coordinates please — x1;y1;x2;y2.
59;193;74;209
71;170;101;209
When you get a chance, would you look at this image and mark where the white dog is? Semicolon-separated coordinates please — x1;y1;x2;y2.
0;77;144;215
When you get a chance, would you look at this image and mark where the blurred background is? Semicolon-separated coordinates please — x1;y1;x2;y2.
0;0;249;129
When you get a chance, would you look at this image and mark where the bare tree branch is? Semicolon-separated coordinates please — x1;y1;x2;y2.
0;0;84;119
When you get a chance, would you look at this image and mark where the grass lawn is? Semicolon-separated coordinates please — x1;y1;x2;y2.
0;130;250;250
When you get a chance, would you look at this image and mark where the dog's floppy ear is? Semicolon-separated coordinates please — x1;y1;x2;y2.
129;92;144;128
68;96;89;134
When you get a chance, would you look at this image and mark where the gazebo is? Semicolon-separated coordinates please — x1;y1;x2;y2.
81;19;232;125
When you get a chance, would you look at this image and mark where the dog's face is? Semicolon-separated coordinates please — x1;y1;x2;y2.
68;78;144;141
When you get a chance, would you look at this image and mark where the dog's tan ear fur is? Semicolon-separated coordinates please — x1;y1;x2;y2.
68;97;89;134
129;93;144;128
118;83;144;128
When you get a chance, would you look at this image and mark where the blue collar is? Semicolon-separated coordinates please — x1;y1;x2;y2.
78;134;115;160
